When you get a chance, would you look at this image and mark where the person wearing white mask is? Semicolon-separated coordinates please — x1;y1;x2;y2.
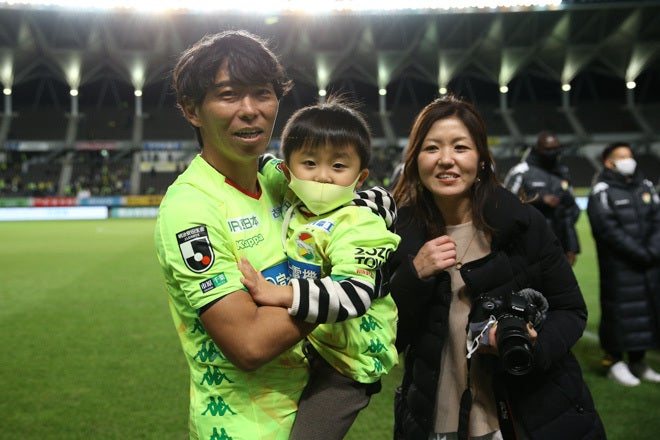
587;142;660;386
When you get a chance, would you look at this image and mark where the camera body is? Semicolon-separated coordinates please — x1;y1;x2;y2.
470;290;538;376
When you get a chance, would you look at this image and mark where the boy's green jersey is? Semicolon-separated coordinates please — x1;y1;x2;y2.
284;200;400;383
154;155;308;440
260;157;400;383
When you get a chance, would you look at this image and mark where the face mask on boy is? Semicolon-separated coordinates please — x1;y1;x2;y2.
288;172;360;215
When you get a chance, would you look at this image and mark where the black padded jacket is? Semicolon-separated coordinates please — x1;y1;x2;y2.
387;186;605;440
586;168;660;353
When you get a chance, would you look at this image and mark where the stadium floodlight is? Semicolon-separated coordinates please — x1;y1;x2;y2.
626;81;636;90
0;0;563;14
561;83;571;92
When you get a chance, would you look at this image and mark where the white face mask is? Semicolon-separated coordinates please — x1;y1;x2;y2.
613;158;637;176
288;171;360;215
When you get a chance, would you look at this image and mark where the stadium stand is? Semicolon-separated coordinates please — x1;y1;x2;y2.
0;3;659;199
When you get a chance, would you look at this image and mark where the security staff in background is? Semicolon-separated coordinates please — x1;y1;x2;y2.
587;141;660;386
503;131;581;266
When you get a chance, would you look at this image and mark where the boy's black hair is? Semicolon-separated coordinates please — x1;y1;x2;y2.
280;95;371;169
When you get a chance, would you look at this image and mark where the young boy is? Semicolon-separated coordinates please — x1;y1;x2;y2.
239;97;400;439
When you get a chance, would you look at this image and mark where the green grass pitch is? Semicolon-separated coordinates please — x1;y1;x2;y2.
1;216;658;439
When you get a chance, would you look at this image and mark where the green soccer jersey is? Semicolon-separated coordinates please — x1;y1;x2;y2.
260;157;401;383
154;155;308;440
284;201;401;383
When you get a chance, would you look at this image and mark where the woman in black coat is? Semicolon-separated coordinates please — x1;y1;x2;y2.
386;95;605;440
586;142;660;386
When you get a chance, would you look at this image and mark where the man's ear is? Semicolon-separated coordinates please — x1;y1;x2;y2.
281;162;292;182
356;169;369;188
181;97;202;128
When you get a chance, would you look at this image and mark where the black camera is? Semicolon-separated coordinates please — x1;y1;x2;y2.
470;290;540;376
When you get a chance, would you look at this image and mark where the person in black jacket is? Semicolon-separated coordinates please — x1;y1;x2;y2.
386;95;605;440
503;131;581;266
586;142;660;387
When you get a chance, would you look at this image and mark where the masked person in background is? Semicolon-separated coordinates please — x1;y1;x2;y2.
587;141;660;386
503;131;581;266
385;95;605;440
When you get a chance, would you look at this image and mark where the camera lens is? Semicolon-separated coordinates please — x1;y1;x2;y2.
496;315;534;376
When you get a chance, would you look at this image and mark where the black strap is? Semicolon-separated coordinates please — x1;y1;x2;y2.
457;358;472;440
492;373;518;440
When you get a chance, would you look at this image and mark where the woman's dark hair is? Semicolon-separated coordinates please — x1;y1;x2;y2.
391;94;499;238
280;95;371;169
172;30;292;147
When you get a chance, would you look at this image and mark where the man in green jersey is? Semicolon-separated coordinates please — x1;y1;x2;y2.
154;31;314;440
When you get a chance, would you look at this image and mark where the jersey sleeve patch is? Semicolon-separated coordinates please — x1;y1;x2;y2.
177;225;215;273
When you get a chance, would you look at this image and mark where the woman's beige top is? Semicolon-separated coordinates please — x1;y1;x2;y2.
433;222;499;436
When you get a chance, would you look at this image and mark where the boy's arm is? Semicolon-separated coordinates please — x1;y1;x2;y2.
238;255;377;323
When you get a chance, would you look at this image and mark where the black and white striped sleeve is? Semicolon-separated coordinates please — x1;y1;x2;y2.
287;277;375;323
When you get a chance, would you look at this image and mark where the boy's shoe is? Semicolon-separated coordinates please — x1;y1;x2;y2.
607;361;641;386
629;362;660;383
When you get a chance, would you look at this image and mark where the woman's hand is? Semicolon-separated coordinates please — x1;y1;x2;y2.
479;321;539;355
412;235;457;279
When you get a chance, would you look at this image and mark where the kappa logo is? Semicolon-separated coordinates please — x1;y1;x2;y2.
177;226;214;273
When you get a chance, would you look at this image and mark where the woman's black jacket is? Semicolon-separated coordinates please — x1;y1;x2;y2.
586;168;660;353
386;186;605;440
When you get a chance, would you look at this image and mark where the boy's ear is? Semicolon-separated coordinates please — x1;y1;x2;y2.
180;97;202;127
356;169;369;188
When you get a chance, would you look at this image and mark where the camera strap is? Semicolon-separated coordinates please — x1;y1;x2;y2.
457;358;472;440
493;375;520;440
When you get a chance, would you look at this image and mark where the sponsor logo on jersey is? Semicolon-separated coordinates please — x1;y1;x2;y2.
236;233;265;250
262;261;289;286
295;232;315;261
177;225;214;273
289;257;321;280
309;218;335;232
227;214;260;233
200;273;228;293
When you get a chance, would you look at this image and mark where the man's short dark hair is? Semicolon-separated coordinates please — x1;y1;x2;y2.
171;30;292;147
600;141;632;163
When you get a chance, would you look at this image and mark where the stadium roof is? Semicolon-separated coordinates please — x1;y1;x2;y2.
0;0;658;145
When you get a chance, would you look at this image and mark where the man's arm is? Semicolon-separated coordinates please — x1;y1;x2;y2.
200;289;315;372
